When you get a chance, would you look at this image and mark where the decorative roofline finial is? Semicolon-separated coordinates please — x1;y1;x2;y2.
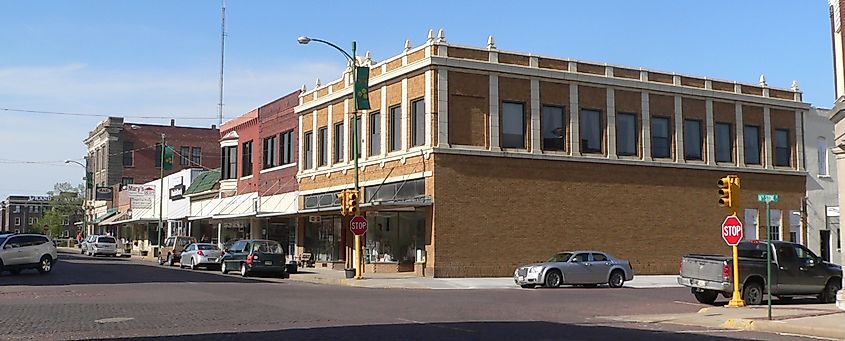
300;84;307;93
487;35;496;49
437;29;446;43
404;39;411;52
315;78;321;87
791;80;800;91
759;74;767;87
365;50;372;65
427;29;434;43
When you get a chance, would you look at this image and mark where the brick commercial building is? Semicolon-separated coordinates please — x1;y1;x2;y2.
294;30;810;277
0;195;78;237
82;117;220;234
824;0;845;310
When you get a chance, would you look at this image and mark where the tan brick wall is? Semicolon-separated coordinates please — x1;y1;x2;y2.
714;101;737;161
386;81;402;107
298;155;432;191
613;68;640;80
538;58;568;71
649;93;676;160
386;58;403;72
770;108;797;168
741;85;764;96
431;153;805;277
539;81;570;152
681;77;706;88
648;72;674;84
316;87;329;98
316;107;328;129
579;85;608;155
499;53;530;66
769;89;793;100
302;112;313;133
331;81;345;93
616;90;642;156
576;63;605;75
370;66;383;78
449;47;488;61
683;98;707;160
407;49;426;64
331;102;345;124
408;73;425;100
369;88;382;112
712;81;734;92
499;77;531;149
448;71;489;146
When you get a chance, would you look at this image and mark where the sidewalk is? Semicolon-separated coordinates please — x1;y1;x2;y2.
603;303;845;340
58;247;682;290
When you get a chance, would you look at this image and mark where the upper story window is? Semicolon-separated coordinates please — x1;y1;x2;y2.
501;102;526;149
715;122;733;163
304;132;314;169
580;109;602;154
221;145;238;180
369;112;381;156
242;140;253;177
744;125;761;165
14;217;20;226
651;116;671;158
411;99;425;147
542;105;565;151
121;177;133;186
122;142;134;167
263;136;277;169
683;119;703;160
818;137;829;176
389;105;402;152
180;146;190;166
318;127;328;167
334;122;344;164
774;129;791;167
191;147;201;166
616;113;637;156
280;131;293;165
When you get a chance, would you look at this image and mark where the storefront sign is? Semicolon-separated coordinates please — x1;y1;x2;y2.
826;206;840;217
169;184;185;200
95;186;114;201
126;184;155;209
27;196;49;202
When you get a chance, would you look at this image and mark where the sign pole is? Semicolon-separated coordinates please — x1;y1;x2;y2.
728;210;745;307
766;201;772;320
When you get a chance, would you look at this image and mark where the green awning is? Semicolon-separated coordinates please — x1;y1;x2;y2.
91;207;118;224
184;169;221;195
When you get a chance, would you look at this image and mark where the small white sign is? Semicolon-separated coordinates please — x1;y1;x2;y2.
827;206;840;217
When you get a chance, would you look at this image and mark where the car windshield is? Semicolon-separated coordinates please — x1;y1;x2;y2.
98;237;116;244
177;238;192;247
251;241;284;254
546;252;572;262
197;244;219;251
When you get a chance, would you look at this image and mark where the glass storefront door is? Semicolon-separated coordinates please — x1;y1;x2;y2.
365;210;425;264
304;216;341;262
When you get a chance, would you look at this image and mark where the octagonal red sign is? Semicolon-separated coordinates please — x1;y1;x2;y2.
721;215;743;246
350;216;368;236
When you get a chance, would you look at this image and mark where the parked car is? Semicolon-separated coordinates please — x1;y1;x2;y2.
514;251;634;289
0;233;58;275
158;236;197;266
85;235;117;257
220;239;287;278
679;240;842;305
80;235;95;254
179;243;223;270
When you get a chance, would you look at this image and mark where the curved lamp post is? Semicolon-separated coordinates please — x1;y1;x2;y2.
64;159;89;236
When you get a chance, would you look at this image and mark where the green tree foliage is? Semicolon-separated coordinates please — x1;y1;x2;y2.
41;182;84;238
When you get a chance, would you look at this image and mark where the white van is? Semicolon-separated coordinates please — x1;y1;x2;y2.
0;233;58;275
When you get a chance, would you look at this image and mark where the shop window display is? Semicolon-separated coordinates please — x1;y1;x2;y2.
304;216;341;262
365;211;425;264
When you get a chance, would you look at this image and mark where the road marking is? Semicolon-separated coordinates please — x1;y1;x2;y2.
776;332;839;341
672;300;707;307
675;329;741;333
94;317;134;324
396;318;475;333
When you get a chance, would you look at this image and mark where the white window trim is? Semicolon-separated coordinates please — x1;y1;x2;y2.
259;163;297;174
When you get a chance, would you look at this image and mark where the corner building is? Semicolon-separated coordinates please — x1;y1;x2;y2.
296;31;810;277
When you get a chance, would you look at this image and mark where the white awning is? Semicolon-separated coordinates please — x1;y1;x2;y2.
255;192;299;218
212;192;258;220
188;197;225;221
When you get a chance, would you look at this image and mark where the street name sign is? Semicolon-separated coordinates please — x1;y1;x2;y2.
722;215;743;246
757;193;779;203
350;216;368;236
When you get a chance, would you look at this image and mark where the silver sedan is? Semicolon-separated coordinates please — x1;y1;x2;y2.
514;251;634;289
179;243;223;270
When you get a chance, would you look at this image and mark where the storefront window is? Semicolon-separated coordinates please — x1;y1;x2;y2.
365;210;425;264
304;216;341;262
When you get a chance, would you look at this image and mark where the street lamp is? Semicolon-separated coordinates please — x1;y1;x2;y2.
64;158;89;237
299;35;364;279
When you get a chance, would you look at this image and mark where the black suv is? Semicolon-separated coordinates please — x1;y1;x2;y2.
220;239;288;278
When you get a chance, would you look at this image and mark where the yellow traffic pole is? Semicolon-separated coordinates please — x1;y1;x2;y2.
727;208;745;307
354;233;362;279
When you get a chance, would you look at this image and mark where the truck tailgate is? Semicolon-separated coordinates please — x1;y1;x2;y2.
680;256;727;282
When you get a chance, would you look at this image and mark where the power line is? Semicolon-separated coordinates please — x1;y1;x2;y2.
1;107;235;120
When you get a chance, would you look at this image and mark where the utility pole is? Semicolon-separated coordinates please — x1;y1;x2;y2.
157;133;165;257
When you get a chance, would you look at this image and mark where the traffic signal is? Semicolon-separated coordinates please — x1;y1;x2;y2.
346;189;360;217
718;175;740;211
337;190;349;216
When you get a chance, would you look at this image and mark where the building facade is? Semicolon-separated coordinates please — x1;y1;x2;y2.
824;0;845;310
294;31;810;277
803;108;841;264
0;195;78;237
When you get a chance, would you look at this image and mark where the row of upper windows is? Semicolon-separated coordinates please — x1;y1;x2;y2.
116;142;203;168
221;130;295;180
302;98;426;170
500;102;793;167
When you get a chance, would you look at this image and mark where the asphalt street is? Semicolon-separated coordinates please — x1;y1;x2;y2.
0;251;817;341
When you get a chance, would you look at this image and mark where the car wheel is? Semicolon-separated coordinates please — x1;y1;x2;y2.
37;256;53;274
190;258;197;270
221;262;229;274
80;248;85;255
544;270;561;288
520;284;536;289
694;289;719;305
742;281;764;305
608;270;625;288
158;256;165;265
819;279;841;304
168;255;175;267
240;263;249;277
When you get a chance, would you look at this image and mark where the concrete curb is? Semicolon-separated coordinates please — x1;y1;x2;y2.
723;317;845;340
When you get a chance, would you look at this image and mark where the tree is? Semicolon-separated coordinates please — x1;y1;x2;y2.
41;182;84;238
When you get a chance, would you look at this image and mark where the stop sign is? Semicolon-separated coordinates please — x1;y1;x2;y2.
350;216;368;236
722;215;743;246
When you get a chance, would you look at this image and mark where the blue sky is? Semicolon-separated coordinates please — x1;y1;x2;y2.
0;1;835;197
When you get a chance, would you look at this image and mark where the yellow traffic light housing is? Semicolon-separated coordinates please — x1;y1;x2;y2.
337;190;349;216
346;189;360;217
718;175;740;212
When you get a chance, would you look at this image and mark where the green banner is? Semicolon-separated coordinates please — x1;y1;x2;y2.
163;145;174;170
354;66;371;110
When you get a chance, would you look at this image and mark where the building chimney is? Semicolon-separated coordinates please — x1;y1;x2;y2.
170;119;175;126
211;124;217;130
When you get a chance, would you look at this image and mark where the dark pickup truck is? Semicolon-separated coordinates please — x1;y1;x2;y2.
678;240;842;305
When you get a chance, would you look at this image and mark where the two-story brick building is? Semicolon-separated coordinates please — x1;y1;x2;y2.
294;30;811;277
0;195;79;237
